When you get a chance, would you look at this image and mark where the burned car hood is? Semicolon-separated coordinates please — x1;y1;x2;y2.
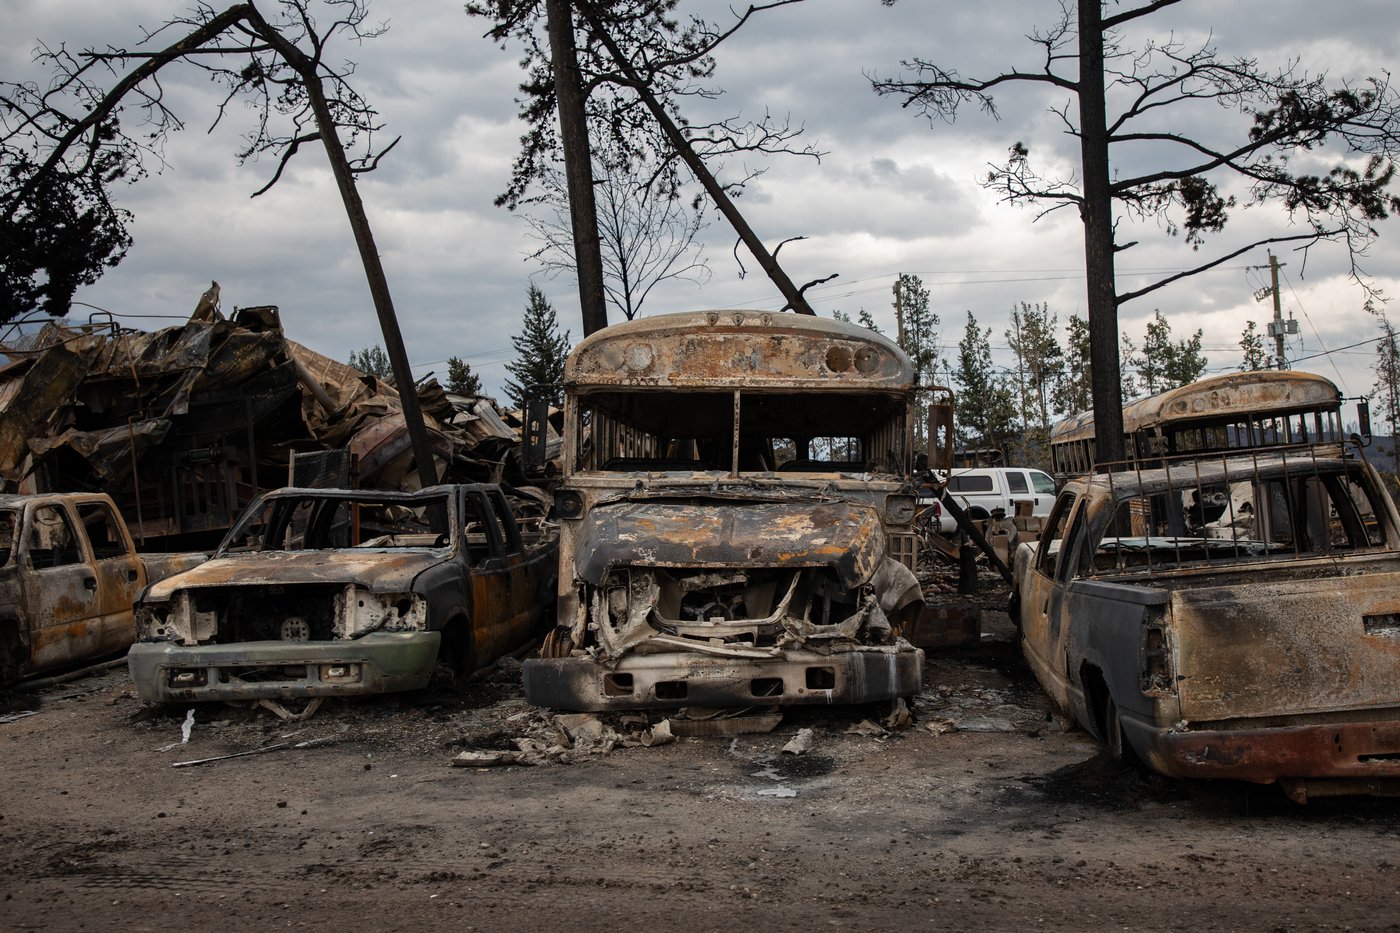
574;499;885;588
142;549;444;600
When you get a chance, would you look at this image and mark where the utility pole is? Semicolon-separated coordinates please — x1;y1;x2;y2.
895;276;905;349
1254;251;1297;369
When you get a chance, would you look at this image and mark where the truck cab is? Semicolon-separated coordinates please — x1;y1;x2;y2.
0;493;192;682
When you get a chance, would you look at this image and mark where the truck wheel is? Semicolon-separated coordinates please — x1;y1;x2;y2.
1102;693;1140;768
437;618;477;681
0;624;23;686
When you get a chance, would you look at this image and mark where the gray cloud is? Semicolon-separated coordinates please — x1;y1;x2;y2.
5;0;1399;397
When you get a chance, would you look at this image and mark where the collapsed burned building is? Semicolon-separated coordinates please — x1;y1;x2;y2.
0;292;531;550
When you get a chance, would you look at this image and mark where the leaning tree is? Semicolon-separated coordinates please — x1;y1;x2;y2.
1;0;441;484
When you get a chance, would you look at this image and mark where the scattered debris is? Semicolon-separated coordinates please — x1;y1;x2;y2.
780;728;815;756
0;710;39;724
956;716;1018;733
180;708;195;744
883;697;912;730
668;708;783;737
845;720;886;737
639;719;675;747
452;750;529;768
170;735;337;768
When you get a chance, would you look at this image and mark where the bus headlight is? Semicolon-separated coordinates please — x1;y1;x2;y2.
555;489;584;520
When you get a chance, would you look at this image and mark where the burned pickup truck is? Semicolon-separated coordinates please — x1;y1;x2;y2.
128;484;557;703
523;310;926;711
1013;443;1400;801
1;492;204;683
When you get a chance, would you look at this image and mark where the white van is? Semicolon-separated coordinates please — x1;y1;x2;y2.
934;467;1056;534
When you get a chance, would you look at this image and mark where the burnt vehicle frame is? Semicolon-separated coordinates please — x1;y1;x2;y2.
128;484;556;702
1014;440;1400;801
524;310;931;711
0;492;203;683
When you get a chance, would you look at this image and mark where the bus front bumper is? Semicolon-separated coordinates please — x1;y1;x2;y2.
523;646;924;711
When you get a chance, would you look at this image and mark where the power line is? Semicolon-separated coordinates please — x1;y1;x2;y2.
1278;266;1349;393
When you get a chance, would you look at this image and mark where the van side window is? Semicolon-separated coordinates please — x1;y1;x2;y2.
1032;472;1056;495
1006;472;1029;494
950;474;995;493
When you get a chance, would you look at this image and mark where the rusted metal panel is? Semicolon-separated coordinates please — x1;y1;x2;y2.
1171;566;1400;722
1152;719;1400;785
567;310;914;390
523;645;924;712
572;500;885;588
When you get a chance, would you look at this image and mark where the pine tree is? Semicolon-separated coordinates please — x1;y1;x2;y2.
1371;309;1400;439
1125;311;1207;396
893;274;942;447
953;311;1017;452
446;356;483;396
504;285;571;410
348;345;393;379
1056;313;1093;416
1005;301;1064;446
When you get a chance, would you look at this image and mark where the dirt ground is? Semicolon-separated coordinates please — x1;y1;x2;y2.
3;611;1398;933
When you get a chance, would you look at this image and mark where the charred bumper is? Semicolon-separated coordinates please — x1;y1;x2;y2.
523;645;924;711
1145;717;1400;793
127;631;441;702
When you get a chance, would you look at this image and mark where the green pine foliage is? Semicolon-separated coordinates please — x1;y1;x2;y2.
446;356;483;396
348;345;393;379
504;285;571;410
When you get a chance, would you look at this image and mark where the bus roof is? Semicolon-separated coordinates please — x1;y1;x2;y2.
1050;370;1342;445
565;310;916;390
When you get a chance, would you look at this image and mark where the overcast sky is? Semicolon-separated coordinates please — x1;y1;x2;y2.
5;0;1399;402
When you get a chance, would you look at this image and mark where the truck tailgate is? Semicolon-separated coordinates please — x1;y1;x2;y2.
1173;565;1400;722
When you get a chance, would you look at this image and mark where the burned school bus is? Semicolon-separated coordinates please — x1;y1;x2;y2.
522;310;926;710
1014;437;1400;802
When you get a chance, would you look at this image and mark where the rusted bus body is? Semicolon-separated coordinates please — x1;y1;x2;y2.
0;493;203;682
523;310;926;711
128;485;558;702
1049;370;1345;481
1013;445;1400;800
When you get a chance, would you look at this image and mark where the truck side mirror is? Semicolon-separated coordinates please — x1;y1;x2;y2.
523;398;550;470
